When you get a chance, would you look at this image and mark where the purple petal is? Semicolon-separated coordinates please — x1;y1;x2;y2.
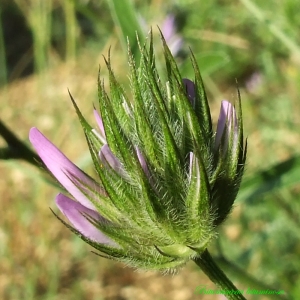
99;144;124;175
29;127;101;211
162;15;176;41
215;101;237;150
56;193;116;246
93;109;106;138
183;79;196;107
162;15;183;56
135;147;150;179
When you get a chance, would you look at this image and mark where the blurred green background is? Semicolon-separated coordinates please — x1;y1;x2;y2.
1;0;300;299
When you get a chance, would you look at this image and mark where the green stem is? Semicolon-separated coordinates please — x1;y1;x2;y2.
63;0;77;61
193;249;246;300
215;256;288;300
0;119;42;167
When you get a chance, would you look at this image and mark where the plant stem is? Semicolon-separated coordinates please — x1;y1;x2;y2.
193;249;246;300
215;255;288;300
0;119;42;167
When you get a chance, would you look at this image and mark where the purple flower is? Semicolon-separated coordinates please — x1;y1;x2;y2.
29;112;151;247
29;128;104;211
99;144;125;176
93;109;106;144
29;127;116;245
183;78;196;107
215;100;238;153
162;14;183;56
56;193;115;245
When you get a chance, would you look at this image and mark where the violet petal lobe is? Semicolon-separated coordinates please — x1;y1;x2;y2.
135;147;150;179
162;15;183;56
162;14;176;42
99;144;124;175
93;109;106;140
215;100;236;150
56;193;116;246
29;127;99;211
183;78;196;107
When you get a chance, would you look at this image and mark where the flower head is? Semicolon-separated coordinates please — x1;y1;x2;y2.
29;33;246;273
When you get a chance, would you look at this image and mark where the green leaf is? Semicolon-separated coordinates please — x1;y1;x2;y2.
106;0;144;61
181;51;229;76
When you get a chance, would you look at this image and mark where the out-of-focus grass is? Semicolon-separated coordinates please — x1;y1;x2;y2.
1;0;300;299
0;6;7;86
14;0;53;74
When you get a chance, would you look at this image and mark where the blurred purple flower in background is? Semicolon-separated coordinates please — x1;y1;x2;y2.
245;71;263;94
162;14;183;56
